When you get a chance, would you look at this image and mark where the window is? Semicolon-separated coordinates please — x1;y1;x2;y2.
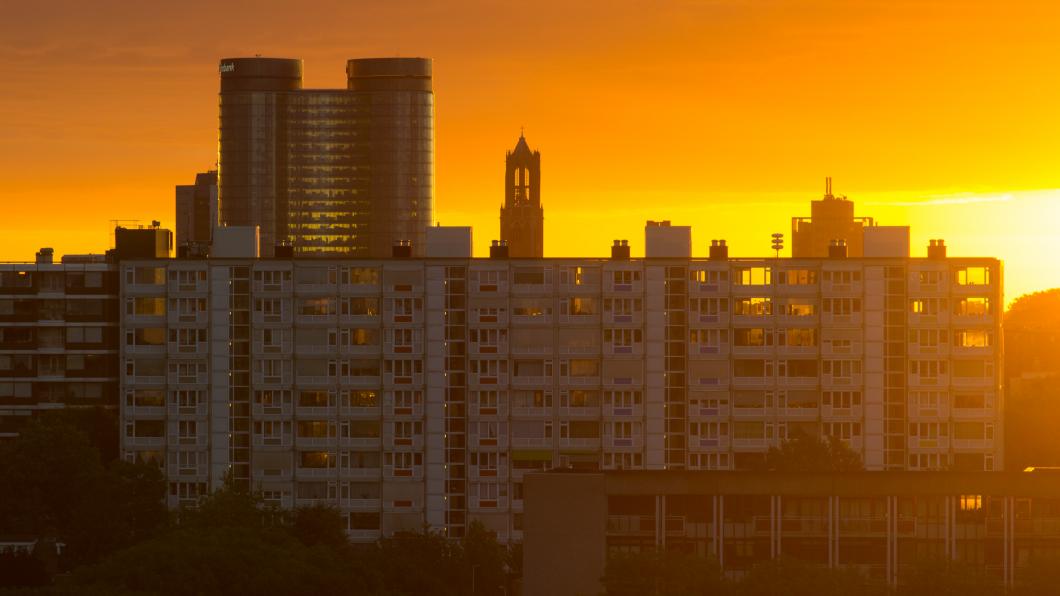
734;297;772;316
823;390;861;409
343;267;379;285
778;269;817;285
954;297;991;316
823;298;861;315
127;267;164;285
298;297;335;316
734;267;771;286
955;329;991;348
823;360;860;379
781;328;816;347
910;329;948;349
956;267;990;286
733;328;770;347
342;297;379;316
127;297;165;316
782;302;815;316
911;298;945;315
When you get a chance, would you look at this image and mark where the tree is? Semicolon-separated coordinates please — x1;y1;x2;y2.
0;414;167;571
602;549;726;596
290;505;349;549
736;557;880;596
1003;289;1060;469
0;416;105;538
764;431;863;472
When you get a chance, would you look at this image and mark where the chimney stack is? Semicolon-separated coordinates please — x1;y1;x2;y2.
828;239;848;259
927;239;947;259
490;239;510;259
611;240;630;260
709;239;729;261
392;240;412;258
35;248;54;265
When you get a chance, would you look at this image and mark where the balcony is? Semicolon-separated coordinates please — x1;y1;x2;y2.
253;280;292;294
558;406;601;418
384;342;424;356
293;344;337;356
908;437;950;450
252;435;293;449
603;343;643;358
604;436;644;450
558;437;600;450
511;282;552;295
339;314;380;325
511;313;552;325
511;406;552;418
471;433;507;448
558;314;599;326
732;437;773;450
511;437;553;448
692;376;726;389
295;467;339;479
689;404;728;418
470;373;509;387
339;436;381;449
295;375;334;386
168;435;208;449
340;467;382;480
603;404;644;418
604;312;644;326
564;375;601;387
821;374;864;388
340;375;381;389
254;468;293;482
294;405;337;418
252;403;293;418
124;436;165;448
167;463;208;478
168;342;209;357
166;403;208;417
383;435;424;450
953;438;994;450
125;404;165;418
341;344;382;356
294;282;337;295
689;436;730;451
511;375;551;387
384;466;424;481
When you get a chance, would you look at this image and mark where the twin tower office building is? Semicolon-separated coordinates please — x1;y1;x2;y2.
216;57;433;258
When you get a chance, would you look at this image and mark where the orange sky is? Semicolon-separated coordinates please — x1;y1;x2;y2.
1;0;1058;302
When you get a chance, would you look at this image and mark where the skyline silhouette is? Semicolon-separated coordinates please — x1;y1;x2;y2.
3;1;1060;302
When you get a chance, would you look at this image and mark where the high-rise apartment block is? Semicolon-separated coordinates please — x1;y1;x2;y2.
218;57;433;258
118;224;1002;542
175;170;218;251
0;227;171;441
500;134;543;258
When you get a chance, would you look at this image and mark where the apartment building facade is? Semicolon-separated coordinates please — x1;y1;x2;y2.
119;239;1002;542
0;251;119;438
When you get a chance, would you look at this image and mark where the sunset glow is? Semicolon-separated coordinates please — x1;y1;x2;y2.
2;0;1059;301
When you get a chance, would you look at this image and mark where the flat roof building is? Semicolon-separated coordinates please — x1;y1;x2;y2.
117;228;1002;543
523;470;1060;595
